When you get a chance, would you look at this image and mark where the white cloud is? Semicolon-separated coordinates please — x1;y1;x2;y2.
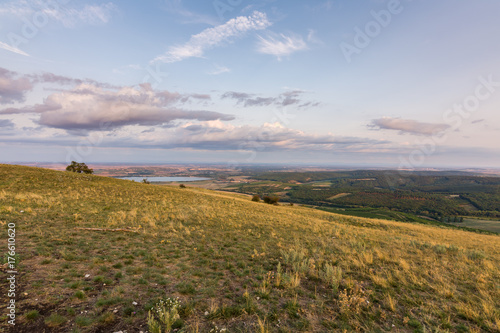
0;41;29;57
0;1;117;28
257;33;307;60
207;65;231;75
42;3;117;28
307;29;324;45
153;11;271;63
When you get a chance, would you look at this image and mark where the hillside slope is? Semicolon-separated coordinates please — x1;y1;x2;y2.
0;164;499;332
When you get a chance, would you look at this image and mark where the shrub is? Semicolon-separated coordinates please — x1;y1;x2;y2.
263;196;280;205
65;161;93;174
179;184;186;188
251;195;261;202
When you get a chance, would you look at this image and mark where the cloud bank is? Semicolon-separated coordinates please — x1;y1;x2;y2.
0;82;233;130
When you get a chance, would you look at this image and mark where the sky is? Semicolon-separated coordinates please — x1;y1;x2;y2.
0;0;500;169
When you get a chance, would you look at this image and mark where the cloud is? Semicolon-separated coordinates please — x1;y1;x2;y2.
153;11;271;63
0;67;119;105
370;117;450;136
0;68;33;104
77;121;388;152
257;32;307;60
0;1;117;28
48;3;117;27
307;29;324;45
0;82;233;130
0;41;29;56
221;90;309;107
207;65;231;75
0;119;14;128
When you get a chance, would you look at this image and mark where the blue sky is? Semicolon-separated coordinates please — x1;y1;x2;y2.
1;0;499;168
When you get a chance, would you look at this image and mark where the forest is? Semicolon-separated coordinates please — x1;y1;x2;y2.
228;170;500;223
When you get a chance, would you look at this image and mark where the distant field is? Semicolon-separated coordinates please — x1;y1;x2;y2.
456;218;500;233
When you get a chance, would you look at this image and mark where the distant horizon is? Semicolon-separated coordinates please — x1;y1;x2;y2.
5;161;500;173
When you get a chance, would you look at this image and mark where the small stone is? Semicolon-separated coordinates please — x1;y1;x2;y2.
132;301;138;306
85;274;90;278
204;311;209;316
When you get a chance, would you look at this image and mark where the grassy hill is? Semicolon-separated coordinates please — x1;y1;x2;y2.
0;164;499;332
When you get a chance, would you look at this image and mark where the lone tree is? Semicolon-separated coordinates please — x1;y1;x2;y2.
263;196;280;205
66;161;93;174
251;195;261;202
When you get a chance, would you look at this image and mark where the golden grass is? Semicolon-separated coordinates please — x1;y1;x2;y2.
0;164;499;332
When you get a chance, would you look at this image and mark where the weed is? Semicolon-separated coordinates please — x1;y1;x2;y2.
75;316;93;327
26;310;40;321
74;291;85;299
147;297;182;333
45;313;67;327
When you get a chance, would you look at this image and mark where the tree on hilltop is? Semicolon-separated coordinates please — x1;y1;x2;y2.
66;161;93;174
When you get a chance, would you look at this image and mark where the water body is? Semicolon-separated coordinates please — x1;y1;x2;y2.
118;176;211;182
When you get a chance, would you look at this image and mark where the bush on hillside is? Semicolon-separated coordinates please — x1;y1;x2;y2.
66;161;93;174
263;196;280;205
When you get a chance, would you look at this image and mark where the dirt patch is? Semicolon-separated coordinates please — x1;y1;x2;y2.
327;193;351;200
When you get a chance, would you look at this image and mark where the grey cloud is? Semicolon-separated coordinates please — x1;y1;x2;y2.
370;117;450;136
0;119;14;128
0;68;33;104
221;90;314;108
0;83;233;131
30;72;117;89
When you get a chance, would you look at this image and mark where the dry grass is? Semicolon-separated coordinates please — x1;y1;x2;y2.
0;164;499;332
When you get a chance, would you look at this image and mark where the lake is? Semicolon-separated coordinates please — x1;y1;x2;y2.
118;176;211;182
